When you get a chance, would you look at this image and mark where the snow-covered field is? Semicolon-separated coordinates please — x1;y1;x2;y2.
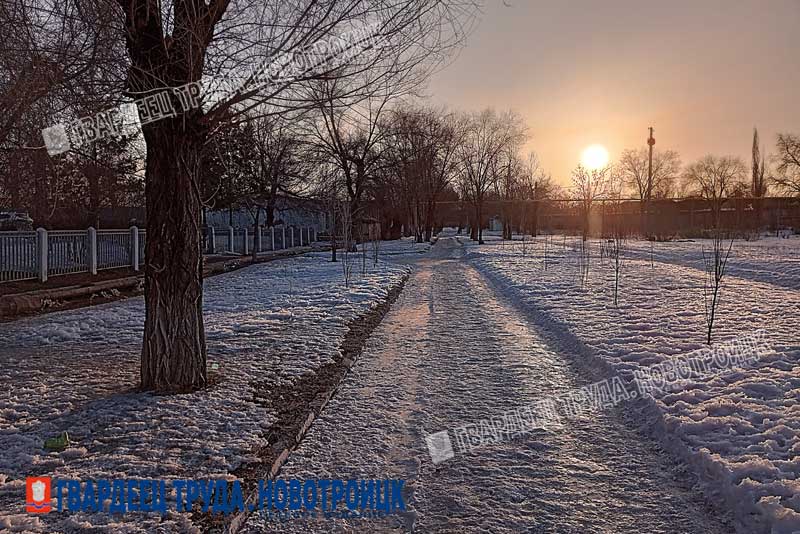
614;235;800;290
464;232;800;534
0;252;408;532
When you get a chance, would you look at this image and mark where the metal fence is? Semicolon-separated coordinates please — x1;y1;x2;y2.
0;227;145;284
138;229;146;265
0;231;38;282
49;230;89;276
204;225;316;255
1;224;315;284
97;230;132;270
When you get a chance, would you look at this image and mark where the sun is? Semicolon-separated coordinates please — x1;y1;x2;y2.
581;144;610;170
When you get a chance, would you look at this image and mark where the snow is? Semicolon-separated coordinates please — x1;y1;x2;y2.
620;235;800;290
0;252;408;532
2;230;796;532
464;232;800;533
242;235;733;533
356;235;433;258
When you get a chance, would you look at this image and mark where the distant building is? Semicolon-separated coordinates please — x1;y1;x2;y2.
205;195;329;231
488;216;503;232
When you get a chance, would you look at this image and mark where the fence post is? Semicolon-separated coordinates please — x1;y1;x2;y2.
256;226;262;254
282;226;286;250
36;228;48;282
312;227;316;243
228;226;234;253
291;227;295;248
208;227;216;254
87;227;98;275
243;227;249;255
271;226;275;251
130;226;139;271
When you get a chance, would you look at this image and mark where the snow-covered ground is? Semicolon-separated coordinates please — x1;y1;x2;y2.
0;252;408;532
3;231;796;532
243;236;732;533
464;232;800;533
356;235;433;258
584;234;800;290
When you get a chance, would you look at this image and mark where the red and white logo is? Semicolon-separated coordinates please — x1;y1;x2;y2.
26;477;51;513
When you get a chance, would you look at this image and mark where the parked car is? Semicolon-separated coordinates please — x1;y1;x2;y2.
0;211;34;231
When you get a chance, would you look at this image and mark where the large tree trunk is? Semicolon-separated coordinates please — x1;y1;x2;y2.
423;200;435;242
348;198;359;252
140;126;207;393
470;213;478;241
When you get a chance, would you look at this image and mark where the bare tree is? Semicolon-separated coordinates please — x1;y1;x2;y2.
569;163;617;241
339;199;354;286
494;130;529;240
311;162;343;262
682;156;744;343
71;0;474;392
619;148;681;200
608;227;626;306
242;112;311;255
306;75;397;251
752;129;768;197
417;110;464;242
200;118;255;227
0;1;121;147
604;194;627;306
702;233;733;344
0;1;134;225
385;106;464;242
773;133;800;196
683;155;747;227
618;147;681;236
457;108;524;244
751;128;768;230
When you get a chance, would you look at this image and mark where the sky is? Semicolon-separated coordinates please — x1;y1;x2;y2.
427;0;800;186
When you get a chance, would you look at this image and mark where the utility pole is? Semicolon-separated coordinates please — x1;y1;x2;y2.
647;127;655;197
646;127;655;237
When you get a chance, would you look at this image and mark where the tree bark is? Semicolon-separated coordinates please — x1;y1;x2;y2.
140;125;207;393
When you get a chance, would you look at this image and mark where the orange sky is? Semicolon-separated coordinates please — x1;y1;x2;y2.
427;0;800;186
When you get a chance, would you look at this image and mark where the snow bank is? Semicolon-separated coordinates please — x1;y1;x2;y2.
465;235;800;534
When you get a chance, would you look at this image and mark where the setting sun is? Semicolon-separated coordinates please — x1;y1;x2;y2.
581;144;610;170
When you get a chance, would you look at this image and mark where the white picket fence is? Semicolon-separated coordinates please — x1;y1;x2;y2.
203;225;316;255
0;225;317;283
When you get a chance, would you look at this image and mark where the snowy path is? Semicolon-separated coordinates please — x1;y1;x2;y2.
244;238;732;533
